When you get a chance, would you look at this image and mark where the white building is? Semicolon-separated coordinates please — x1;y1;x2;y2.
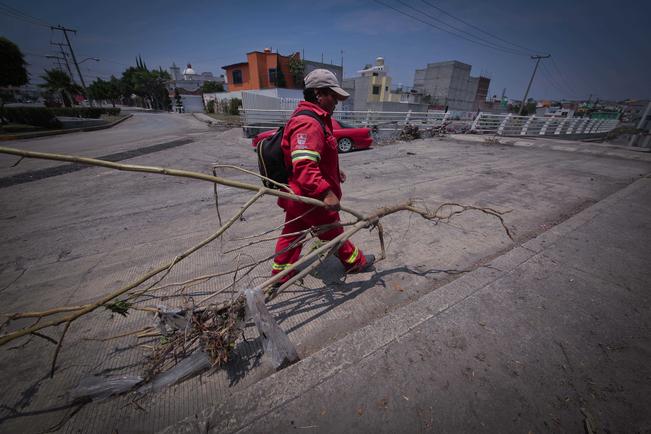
167;63;225;93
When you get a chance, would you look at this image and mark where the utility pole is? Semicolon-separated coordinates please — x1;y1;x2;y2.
46;55;64;71
519;54;550;115
51;25;87;95
51;42;75;82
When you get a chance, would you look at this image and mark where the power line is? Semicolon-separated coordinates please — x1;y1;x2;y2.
519;54;550;115
541;63;574;99
23;51;51;58
419;0;544;55
540;61;581;99
0;2;51;27
549;57;582;99
394;0;532;56
373;0;530;56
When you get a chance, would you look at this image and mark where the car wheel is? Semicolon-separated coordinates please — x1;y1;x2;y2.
337;137;353;153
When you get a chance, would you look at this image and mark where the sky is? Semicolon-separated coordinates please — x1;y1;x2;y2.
1;0;649;101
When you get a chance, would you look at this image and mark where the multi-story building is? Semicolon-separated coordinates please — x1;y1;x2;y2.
342;57;426;112
221;49;342;93
303;60;343;86
413;60;490;111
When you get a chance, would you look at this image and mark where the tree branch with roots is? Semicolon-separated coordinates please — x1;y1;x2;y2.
0;145;513;382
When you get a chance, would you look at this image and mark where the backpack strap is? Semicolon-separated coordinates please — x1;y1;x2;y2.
292;109;328;139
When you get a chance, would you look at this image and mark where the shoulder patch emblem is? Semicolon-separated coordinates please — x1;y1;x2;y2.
296;133;308;145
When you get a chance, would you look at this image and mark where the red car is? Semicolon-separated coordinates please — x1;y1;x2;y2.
251;119;373;153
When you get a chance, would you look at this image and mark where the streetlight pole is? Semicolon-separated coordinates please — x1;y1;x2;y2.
519;54;550;115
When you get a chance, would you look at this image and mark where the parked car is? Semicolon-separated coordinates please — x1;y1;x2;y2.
251;119;373;153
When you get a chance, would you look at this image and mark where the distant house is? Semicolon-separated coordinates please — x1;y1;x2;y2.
222;49;303;92
222;49;343;92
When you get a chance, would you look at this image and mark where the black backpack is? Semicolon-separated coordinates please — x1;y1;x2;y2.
257;110;326;189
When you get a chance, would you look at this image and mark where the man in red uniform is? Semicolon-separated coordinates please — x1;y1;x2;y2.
271;69;374;285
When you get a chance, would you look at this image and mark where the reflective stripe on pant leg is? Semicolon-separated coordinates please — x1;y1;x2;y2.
335;240;362;268
344;246;359;264
272;210;307;275
272;262;292;273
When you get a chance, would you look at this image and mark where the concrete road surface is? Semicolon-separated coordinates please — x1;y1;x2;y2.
0;113;649;432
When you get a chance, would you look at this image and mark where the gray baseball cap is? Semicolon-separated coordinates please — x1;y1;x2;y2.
304;68;350;100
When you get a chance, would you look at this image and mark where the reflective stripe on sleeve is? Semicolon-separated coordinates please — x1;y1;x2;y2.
291;149;321;163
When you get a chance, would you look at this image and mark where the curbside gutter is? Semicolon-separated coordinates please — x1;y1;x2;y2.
0;113;133;141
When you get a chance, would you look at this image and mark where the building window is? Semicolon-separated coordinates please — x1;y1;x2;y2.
232;70;242;84
268;68;277;84
372;85;380;95
372;72;378;77
385;86;388;91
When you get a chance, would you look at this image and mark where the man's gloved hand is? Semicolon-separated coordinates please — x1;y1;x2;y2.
323;190;340;211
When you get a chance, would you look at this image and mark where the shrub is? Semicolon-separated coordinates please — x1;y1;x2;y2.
228;98;241;116
0;107;61;128
49;107;103;118
206;99;215;113
46;107;121;118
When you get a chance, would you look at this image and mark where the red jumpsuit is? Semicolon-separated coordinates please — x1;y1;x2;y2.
271;101;366;281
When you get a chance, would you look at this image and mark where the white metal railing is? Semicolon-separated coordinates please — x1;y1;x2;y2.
241;109;474;131
472;113;618;136
241;109;619;137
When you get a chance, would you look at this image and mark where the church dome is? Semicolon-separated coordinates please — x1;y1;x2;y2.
183;63;196;76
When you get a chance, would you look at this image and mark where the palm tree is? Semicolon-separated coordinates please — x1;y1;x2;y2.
39;69;82;107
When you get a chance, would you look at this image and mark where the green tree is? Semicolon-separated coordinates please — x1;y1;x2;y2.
289;56;305;88
87;78;110;106
276;67;287;88
120;64;170;110
0;37;29;115
0;37;28;88
201;81;224;93
107;76;122;107
39;69;81;107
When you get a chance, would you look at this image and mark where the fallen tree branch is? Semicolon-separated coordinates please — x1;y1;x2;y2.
50;321;71;377
0;146;364;220
0;189;265;346
0;146;513;384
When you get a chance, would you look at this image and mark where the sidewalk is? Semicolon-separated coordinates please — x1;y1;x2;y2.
165;176;651;433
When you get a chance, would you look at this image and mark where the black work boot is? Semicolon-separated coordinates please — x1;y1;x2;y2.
346;254;376;274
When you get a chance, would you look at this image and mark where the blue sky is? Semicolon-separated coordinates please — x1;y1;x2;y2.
2;0;649;101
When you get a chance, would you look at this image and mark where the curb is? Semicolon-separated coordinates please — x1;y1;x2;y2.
191;112;218;125
448;134;651;162
0;113;133;141
160;177;650;433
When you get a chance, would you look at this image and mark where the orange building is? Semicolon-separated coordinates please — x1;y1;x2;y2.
222;49;301;91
